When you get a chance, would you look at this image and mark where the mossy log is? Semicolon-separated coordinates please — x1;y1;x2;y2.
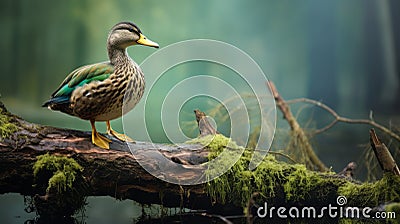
0;101;399;218
0;102;211;211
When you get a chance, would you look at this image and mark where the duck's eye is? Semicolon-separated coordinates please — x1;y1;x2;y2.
127;28;136;33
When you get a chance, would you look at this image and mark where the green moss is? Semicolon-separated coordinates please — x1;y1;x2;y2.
186;133;400;216
188;133;399;213
386;202;400;213
386;202;400;223
284;164;322;201
0;107;18;139
338;219;372;224
33;153;86;216
188;134;341;210
186;134;241;154
33;153;83;194
338;173;400;207
252;155;285;199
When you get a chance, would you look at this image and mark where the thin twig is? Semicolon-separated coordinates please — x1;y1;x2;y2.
268;151;298;164
286;98;400;142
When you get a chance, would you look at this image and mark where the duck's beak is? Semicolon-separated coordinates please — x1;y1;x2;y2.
137;33;159;48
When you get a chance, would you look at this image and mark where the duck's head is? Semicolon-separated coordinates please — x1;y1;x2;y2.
108;22;159;50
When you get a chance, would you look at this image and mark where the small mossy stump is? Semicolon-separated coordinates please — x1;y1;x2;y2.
32;153;86;217
0;105;18;140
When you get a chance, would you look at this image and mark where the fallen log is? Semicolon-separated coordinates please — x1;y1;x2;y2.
0;101;213;215
0;101;399;220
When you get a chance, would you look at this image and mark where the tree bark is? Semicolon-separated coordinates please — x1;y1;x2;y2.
1;100;399;218
0;101;211;210
370;129;400;176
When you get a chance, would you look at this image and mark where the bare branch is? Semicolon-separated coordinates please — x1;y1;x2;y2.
267;81;329;171
268;151;298;164
285;98;400;142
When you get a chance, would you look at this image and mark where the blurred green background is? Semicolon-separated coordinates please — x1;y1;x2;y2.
1;0;399;222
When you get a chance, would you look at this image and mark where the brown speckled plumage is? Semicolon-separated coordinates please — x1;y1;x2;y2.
43;22;158;149
70;56;144;121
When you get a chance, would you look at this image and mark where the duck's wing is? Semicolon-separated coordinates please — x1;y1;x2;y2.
52;62;115;97
43;62;114;107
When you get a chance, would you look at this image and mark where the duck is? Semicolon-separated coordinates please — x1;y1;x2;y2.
43;21;159;149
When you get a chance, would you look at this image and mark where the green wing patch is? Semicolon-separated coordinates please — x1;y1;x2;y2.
52;62;114;97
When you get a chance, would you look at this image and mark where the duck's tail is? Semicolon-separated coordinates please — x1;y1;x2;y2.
42;96;70;109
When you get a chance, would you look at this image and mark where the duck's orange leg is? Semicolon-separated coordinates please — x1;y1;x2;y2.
106;120;135;143
90;120;112;149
